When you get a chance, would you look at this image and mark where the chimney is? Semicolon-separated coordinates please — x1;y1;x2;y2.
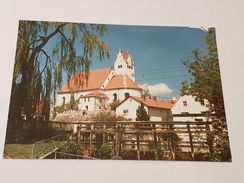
171;97;177;104
152;96;157;101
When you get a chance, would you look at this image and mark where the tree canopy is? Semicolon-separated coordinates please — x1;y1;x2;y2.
181;28;231;161
136;104;150;121
7;20;110;138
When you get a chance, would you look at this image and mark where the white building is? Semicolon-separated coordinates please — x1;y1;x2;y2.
116;96;174;121
56;50;142;114
171;95;209;122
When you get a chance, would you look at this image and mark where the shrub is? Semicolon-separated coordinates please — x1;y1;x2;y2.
59;141;79;154
89;110;128;121
111;155;123;160
100;143;112;159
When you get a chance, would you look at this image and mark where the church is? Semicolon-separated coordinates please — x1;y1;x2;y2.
56;50;173;120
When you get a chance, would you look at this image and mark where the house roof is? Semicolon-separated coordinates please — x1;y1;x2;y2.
80;91;108;98
117;96;174;110
58;68;112;93
105;74;141;90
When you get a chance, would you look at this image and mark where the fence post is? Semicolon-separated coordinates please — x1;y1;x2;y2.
77;126;81;149
187;124;194;160
115;124;121;156
153;124;158;159
205;123;213;156
102;124;106;145
170;124;175;159
89;124;94;157
136;132;140;160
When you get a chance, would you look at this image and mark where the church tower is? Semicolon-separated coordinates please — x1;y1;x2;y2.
114;50;135;81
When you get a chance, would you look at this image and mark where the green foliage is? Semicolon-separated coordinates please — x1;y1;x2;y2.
59;141;79;154
181;28;231;161
181;28;225;121
89;110;128;121
7;20;110;140
5;122;59;144
136;104;150;121
111;155;123;160
100;143;112;159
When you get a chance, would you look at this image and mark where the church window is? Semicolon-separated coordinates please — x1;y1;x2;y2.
118;65;122;68
125;92;130;99
183;101;187;106
85;105;88;110
62;97;65;106
113;93;117;101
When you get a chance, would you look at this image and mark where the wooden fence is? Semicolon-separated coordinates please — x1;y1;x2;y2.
50;121;212;160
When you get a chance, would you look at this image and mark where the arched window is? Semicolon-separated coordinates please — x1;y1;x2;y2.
125;92;130;99
85;105;88;110
62;97;65;106
113;93;117;101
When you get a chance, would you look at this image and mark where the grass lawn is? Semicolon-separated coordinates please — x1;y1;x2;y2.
4;141;68;159
4;144;33;159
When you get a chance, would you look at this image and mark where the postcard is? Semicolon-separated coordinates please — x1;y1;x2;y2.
3;20;231;161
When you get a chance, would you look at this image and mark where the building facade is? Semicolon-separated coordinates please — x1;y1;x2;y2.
116;96;174;121
56;50;141;113
171;95;209;122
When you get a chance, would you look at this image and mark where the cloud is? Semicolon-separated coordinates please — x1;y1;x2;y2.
139;83;173;96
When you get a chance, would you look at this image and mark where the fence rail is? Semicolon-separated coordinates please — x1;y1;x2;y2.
50;120;212;160
31;135;70;159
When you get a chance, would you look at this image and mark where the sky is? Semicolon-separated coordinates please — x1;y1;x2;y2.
43;23;209;100
88;24;209;99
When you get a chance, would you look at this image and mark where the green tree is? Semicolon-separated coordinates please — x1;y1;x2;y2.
136;104;150;121
7;20;110;140
181;28;231;161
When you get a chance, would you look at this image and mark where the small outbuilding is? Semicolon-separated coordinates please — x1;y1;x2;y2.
116;96;174;121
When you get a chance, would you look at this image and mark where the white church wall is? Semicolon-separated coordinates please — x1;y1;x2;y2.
56;90;92;106
79;97;96;111
56;93;71;106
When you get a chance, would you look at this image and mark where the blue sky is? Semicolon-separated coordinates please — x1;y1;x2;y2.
89;24;208;99
43;23;209;100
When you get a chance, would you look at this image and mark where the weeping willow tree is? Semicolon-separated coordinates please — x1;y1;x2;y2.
7;20;110;139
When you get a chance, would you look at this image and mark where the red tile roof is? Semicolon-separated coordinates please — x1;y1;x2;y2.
131;96;174;109
58;68;112;93
105;74;141;90
80;91;108;98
